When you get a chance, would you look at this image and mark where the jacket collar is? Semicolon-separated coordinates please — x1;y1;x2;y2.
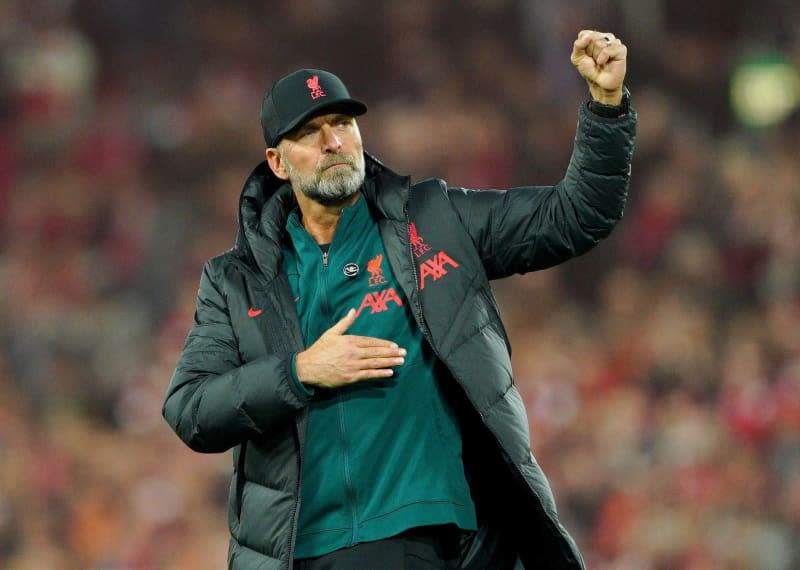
360;152;410;223
233;152;410;281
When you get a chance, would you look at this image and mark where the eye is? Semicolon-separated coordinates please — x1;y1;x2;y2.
295;127;316;140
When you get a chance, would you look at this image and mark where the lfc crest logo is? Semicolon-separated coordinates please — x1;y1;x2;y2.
306;75;326;100
409;223;431;258
367;254;387;287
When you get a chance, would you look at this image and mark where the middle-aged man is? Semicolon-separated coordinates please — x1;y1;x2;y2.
164;30;637;569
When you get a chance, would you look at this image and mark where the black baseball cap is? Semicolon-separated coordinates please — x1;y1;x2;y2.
260;69;367;147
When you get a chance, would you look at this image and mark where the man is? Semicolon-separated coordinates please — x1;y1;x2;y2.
163;30;636;569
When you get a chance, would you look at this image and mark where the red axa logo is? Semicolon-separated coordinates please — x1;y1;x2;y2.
355;287;403;317
306;75;326;100
409;223;431;259
367;254;387;287
419;251;459;290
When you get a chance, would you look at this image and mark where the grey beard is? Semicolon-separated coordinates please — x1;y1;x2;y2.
284;151;365;206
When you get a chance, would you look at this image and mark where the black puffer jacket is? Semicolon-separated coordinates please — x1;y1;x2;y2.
163;102;637;569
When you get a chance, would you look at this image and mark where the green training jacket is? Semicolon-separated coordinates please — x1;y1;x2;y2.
282;195;478;558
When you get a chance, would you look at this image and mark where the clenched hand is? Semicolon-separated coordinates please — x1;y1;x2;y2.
571;30;628;105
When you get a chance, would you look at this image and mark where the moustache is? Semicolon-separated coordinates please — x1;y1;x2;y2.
316;154;357;175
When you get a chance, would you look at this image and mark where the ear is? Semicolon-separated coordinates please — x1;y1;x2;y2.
265;147;290;181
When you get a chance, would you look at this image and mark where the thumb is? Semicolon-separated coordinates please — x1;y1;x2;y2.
328;308;357;335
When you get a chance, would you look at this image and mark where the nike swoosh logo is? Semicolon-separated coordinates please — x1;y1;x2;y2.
248;307;263;318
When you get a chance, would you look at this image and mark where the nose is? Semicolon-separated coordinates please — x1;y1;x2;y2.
320;124;342;152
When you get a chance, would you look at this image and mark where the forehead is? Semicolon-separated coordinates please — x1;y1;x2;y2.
279;110;361;148
298;110;356;129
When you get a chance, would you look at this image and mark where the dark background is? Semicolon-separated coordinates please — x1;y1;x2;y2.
1;1;799;568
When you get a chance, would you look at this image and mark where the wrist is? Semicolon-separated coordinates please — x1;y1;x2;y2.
588;86;630;118
290;352;315;396
293;351;312;386
589;85;623;105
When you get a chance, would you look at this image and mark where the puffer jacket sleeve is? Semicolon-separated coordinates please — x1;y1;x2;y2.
445;101;637;280
162;258;309;453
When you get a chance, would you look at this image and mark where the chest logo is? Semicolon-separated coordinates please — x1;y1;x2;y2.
367;254;387;287
248;307;264;318
343;262;359;278
355;287;403;317
409;223;432;259
306;75;326;100
419;251;460;290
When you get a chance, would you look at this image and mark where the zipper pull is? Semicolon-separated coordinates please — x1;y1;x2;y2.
322;250;329;267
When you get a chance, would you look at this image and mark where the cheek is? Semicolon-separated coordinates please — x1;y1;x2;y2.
289;152;321;174
346;137;363;158
352;131;363;150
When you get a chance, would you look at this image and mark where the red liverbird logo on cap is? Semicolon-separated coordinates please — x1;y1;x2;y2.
306;75;326;100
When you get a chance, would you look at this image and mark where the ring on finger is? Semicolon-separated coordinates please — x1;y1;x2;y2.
602;35;612;46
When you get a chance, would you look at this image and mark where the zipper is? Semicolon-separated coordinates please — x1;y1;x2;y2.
288;244;329;570
319;246;331;325
287;418;304;569
404;205;436;349
337;394;360;545
319;242;360;543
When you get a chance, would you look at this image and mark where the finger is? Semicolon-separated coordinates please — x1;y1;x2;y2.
596;43;627;66
358;346;407;359
577;29;601;42
348;368;395;383
350;335;399;349
586;34;615;58
574;30;594;48
328;308;357;335
359;356;406;369
577;31;614;56
572;30;595;58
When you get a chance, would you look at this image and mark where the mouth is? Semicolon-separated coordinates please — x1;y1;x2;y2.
322;162;349;172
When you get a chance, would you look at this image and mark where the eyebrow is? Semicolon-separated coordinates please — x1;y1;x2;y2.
289;114;353;139
294;124;316;136
328;113;352;123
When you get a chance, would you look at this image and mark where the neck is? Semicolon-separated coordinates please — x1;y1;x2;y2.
295;190;361;244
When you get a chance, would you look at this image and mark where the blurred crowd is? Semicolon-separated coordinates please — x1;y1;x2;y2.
1;1;799;568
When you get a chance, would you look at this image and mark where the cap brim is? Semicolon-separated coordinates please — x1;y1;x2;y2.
272;98;367;146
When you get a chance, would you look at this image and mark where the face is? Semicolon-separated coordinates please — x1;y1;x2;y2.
267;112;365;206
